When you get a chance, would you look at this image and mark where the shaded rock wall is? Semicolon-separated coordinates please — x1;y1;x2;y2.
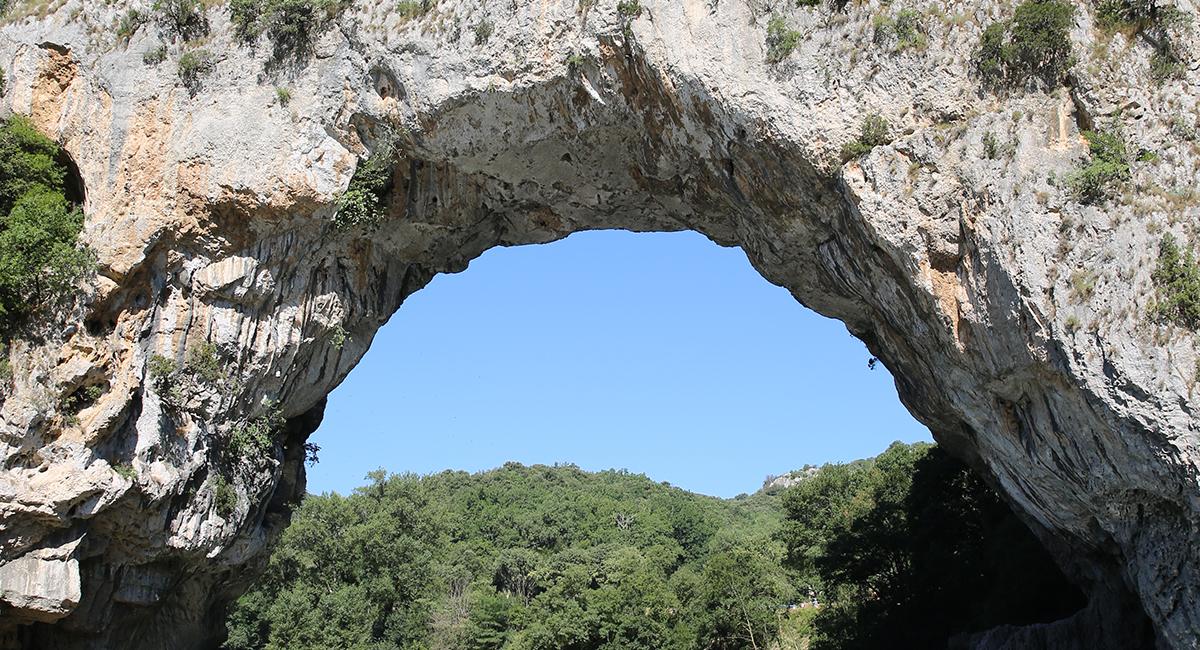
0;0;1198;647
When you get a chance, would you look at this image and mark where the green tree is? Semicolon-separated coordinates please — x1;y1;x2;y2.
690;542;795;650
0;116;91;339
224;473;444;649
781;442;1084;649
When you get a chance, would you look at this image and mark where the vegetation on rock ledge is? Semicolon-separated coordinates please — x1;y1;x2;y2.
0;116;92;342
765;15;801;64
230;0;346;62
840;113;891;162
975;0;1075;90
333;140;396;232
1151;234;1200;330
1068;130;1130;203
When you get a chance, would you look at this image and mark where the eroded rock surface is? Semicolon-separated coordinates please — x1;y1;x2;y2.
1;0;1198;647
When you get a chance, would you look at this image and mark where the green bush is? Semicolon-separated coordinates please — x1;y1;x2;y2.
975;0;1075;90
229;403;286;461
212;474;238;517
1150;47;1184;82
148;353;178;384
333;141;394;232
874;9;927;51
1067;130;1129;203
114;463;137;480
178;49;214;96
765;15;801;63
473;18;494;45
230;0;346;62
396;0;431;18
275;86;292;106
841;113;891;161
187;341;224;383
1170;115;1197;142
117;8;146;44
982;131;1001;159
1151;234;1200;330
61;383;104;414
329;324;349;350
894;9;926;49
1095;0;1189;33
617;0;640;17
153;0;207;40
0;117;93;341
1096;0;1189;83
229;0;261;40
142;45;168;65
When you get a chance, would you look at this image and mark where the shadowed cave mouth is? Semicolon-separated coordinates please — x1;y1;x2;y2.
227;231;1086;649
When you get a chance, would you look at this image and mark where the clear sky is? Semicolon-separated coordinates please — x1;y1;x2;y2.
305;230;931;498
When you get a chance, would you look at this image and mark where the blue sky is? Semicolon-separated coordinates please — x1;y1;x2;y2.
306;230;931;498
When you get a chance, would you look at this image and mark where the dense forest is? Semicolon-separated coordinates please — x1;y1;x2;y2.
224;443;1083;650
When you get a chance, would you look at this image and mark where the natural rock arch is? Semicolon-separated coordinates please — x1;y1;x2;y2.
0;1;1197;648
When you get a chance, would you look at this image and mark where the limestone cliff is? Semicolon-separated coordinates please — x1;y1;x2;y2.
0;0;1198;647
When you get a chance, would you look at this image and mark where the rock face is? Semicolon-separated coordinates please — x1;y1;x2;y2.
0;0;1198;647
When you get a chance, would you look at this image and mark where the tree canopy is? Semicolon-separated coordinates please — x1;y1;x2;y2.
781;442;1084;649
225;463;799;650
0;116;91;340
226;445;1084;650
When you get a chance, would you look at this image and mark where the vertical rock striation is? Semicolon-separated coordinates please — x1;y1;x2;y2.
0;0;1198;647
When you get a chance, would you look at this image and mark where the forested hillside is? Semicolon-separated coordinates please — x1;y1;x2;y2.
224;444;1082;650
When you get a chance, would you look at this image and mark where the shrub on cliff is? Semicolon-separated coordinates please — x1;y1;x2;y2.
1096;0;1190;83
178;49;214;96
395;0;431;19
333;140;395;232
117;8;147;45
840;113;891;162
1151;234;1200;330
975;0;1075;90
0;116;92;340
153;0;208;40
230;0;346;62
1068;130;1129;203
212;474;238;517
765;15;801;63
229;402;287;462
874;9;927;51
